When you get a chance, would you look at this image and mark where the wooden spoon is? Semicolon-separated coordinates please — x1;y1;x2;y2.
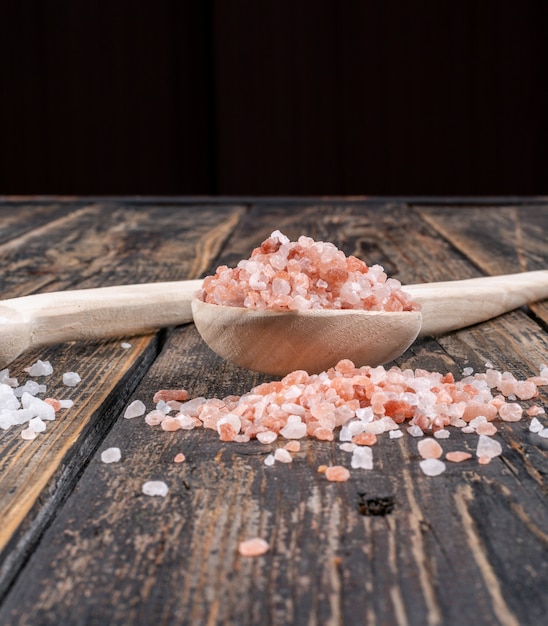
0;272;547;373
192;270;548;375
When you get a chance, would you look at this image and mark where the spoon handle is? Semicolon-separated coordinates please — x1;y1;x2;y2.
2;280;202;350
404;270;548;336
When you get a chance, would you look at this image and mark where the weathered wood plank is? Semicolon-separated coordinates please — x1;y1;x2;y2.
1;202;546;626
0;203;246;600
0;202;76;245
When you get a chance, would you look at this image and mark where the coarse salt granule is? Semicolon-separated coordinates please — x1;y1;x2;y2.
142;481;169;497
325;465;351;482
121;342;132;349
101;447;122;463
257;430;278;444
446;451;472;463
21;427;37;440
476;435;502;459
238;538;269;557
62;372;81;387
274;448;292;463
124;400;146;419
26;360;53;377
264;454;275;466
529;417;543;433
174;453;186;463
351;446;373;469
389;430;403;439
419;458;446;476
417;438;443;459
539;428;548;439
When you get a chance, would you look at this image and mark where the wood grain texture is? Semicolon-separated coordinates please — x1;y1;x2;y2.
0;199;547;626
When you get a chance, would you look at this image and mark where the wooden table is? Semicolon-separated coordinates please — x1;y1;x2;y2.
0;197;547;626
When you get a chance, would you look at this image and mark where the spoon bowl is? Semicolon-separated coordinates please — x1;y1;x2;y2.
191;299;423;375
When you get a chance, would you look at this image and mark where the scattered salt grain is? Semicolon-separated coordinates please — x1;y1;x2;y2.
389;430;403;439
174;453;186;463
58;399;74;409
21;427;37;440
26;360;53;377
462;367;474;376
499;403;523;422
238;538;269;557
407;425;424;437
529;417;543;433
62;372;81;387
142;480;169;497
274;448;292;463
124;400;146;419
145;410;166;426
28;417;47;433
351;446;373;469
433;429;450;439
539;428;548;439
419;458;446;476
101;447;122;463
284;441;300;452
339;442;357;452
121;342;132;349
446;451;472;463
417;438;443;459
476;435;502;459
325;465;350;482
257;430;278;444
264;454;275;466
153;389;189;404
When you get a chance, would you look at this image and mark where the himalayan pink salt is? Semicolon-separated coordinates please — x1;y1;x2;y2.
526;405;545;416
417;438;443;459
161;416;182;432
257;430;278;444
284;441;301;452
446;451;472;463
499;403;523;422
476;422;498;436
434;429;450;439
514;381;538;400
238;538;269;557
174;453;186;463
274;448;292;463
44;398;61;412
325;465;350;482
198;231;419;313
153;389;189;403
476;435;502;459
419;458;446;476
145;410;166;426
352;432;377;446
478;455;492;465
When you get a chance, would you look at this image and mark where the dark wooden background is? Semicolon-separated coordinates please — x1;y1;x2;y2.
0;0;546;196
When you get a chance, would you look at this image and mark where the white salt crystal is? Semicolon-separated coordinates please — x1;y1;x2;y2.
484;361;494;369
0;369;18;387
389;429;403;439
217;413;241;436
338;425;353;441
176;414;197;430
124;400;146;419
419;458;446;476
21;394;55;420
155;399;172;414
540;364;548;378
469;415;487;429
539;428;548;439
434;429;450;439
407;425;424;437
274;448;292;463
529;417;543;433
363;420;386;435
280;419;307;439
476;435;502;459
21;427;37;440
26;360;53;377
0;413;15;429
121;342;132;349
101;447;122;463
461;426;475;434
58;399;74;409
62;372;81;387
257;430;277;444
142;480;169;497
28;417;46;433
178;397;206;416
462;367;474;376
351;446;373;469
15;380;44;397
0;384;20;410
356;407;374;422
264;454;275;466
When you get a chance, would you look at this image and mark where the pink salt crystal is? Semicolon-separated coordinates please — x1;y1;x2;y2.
433;429;450;439
352;432;377;446
153;389;189;403
419;458;446;476
274;448;292;463
21;427;37;440
161;416;182;432
145;410;166;426
476;422;497;436
284;441;301;452
257;430;278;444
238;538;269;557
313;427;335;441
478;455;491;465
527;405;545;416
476;435;502;459
44;398;61;412
407;425;424;437
446;451;472;463
174;453;186;463
124;400;146;419
514;381;537;400
325;466;350;482
498;403;523;422
417;438;443;459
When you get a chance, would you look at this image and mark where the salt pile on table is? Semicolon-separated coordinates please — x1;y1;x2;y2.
198;230;419;313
